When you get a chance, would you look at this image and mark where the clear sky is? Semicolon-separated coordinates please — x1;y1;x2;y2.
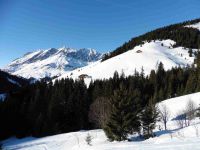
0;0;199;67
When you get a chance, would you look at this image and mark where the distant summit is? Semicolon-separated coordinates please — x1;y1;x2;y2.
4;47;102;79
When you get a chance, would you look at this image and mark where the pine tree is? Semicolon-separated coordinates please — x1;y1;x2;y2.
104;84;138;141
141;98;159;139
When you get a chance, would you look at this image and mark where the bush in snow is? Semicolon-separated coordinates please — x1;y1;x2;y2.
85;133;93;146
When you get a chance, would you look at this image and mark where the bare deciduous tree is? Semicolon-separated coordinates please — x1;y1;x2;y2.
185;99;196;126
159;104;170;130
194;125;199;137
176;100;197;129
176;110;185;129
88;97;111;128
176;117;185;129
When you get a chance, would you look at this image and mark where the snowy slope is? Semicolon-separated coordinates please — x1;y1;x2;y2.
157;92;200;119
2;92;200;150
57;40;196;82
4;47;102;79
185;22;200;31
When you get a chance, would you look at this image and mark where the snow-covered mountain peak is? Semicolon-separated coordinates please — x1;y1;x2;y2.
58;46;76;53
4;47;102;79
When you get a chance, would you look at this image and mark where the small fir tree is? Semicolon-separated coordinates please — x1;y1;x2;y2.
85;133;92;146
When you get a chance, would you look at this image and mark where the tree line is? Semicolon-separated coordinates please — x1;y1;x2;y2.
103;18;200;61
1;53;200;141
0;70;29;95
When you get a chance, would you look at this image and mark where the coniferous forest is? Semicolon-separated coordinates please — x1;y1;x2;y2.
102;18;200;61
1;18;200;142
1;52;200;141
0;70;29;94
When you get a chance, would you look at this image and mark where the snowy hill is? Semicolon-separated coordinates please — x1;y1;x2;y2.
2;92;200;150
185;22;200;30
57;40;196;83
4;47;102;79
3;19;200;81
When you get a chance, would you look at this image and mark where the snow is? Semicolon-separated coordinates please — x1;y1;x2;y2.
0;93;6;101
2;92;200;150
185;22;200;31
7;77;21;87
3;47;102;79
157;92;200;119
57;40;196;84
4;39;196;81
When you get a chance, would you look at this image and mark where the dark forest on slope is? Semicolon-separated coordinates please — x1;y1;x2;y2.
0;70;29;95
1;52;200;140
1;18;200;141
102;18;200;61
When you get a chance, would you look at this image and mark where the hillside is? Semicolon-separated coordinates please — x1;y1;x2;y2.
54;19;200;83
0;70;29;101
102;18;200;61
3;19;200;81
4;47;102;79
57;39;196;83
2;92;200;150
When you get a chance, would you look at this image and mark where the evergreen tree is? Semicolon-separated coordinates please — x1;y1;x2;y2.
104;84;138;141
188;48;193;57
85;133;92;145
141;98;159;139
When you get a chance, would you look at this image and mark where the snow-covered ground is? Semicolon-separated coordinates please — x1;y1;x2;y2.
185;22;200;31
4;47;102;79
2;92;200;150
57;40;196;83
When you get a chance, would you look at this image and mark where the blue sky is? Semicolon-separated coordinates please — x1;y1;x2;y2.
0;0;199;67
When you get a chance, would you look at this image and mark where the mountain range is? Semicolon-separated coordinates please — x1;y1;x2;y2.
4;47;102;79
2;18;200;82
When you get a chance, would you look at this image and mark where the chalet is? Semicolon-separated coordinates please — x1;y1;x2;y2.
136;50;142;53
78;74;91;80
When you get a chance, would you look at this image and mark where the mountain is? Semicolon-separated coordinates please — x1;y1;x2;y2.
4;19;200;81
102;18;200;61
4;47;102;79
56;19;200;83
0;70;29;101
57;39;196;83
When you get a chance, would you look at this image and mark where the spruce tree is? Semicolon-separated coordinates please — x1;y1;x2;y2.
141;98;159;139
104;84;137;141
